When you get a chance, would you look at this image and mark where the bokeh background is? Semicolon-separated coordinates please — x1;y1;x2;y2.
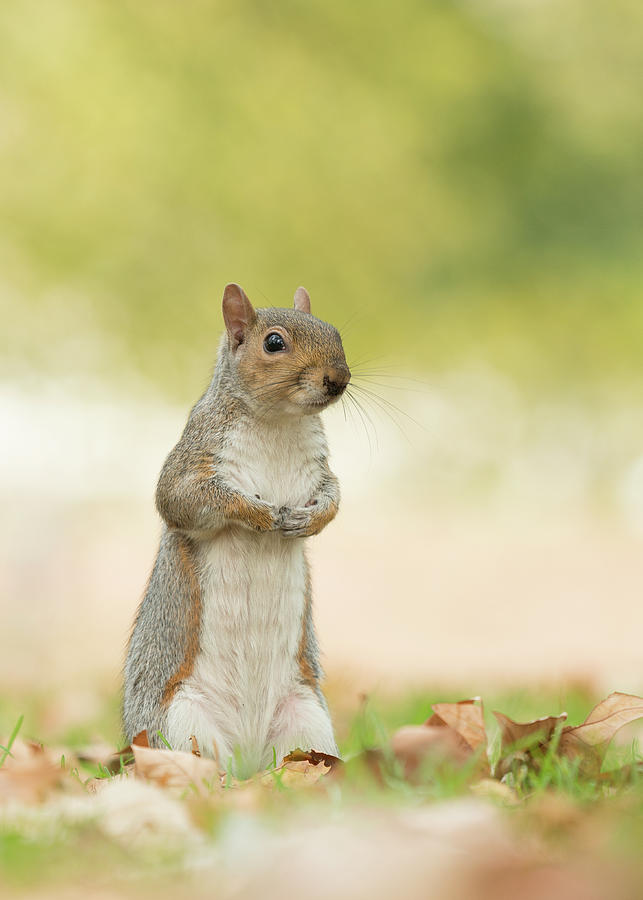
1;0;642;732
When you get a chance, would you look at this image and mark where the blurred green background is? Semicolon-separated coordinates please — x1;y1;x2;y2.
2;0;642;398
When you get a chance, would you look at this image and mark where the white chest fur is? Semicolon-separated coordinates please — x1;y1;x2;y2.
165;413;332;774
220;413;328;508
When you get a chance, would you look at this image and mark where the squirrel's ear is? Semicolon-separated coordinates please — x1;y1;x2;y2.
293;286;311;315
222;283;256;347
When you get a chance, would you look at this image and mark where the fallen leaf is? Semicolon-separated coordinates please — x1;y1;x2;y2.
493;712;568;754
494;711;567;779
190;735;201;757
391;724;473;779
392;697;490;780
132;744;221;793
581;691;643;728
85;769;134;793
260;757;332;788
132;730;150;747
0;739;62;804
428;698;487;752
493;692;643;780
559;692;643;777
282;748;342;769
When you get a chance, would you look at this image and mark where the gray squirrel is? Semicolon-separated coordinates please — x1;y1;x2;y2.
123;283;350;776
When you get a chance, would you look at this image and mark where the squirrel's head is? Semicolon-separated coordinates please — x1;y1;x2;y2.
221;283;351;416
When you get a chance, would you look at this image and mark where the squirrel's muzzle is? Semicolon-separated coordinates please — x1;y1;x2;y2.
323;365;351;397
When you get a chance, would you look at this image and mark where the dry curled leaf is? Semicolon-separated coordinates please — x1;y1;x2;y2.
393;698;489;780
85;770;133;794
494;711;568;778
494;712;568;754
132;744;221;793
494;692;643;780
282;748;342;769
268;748;341;786
392;725;474;780
558;692;643;777
428;698;488;753
260;758;331;788
0;739;63;804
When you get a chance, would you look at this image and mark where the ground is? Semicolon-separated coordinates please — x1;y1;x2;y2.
1;683;642;900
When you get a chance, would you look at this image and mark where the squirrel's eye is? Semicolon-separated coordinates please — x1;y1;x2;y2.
264;333;286;353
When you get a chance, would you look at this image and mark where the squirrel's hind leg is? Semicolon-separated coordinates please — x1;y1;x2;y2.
165;688;233;768
264;687;338;768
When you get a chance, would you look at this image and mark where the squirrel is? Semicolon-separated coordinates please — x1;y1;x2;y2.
123;283;350;777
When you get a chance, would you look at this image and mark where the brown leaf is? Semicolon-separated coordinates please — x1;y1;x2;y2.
132;730;150;747
494;711;567;779
559;692;643;777
392;698;490;781
260;757;332;788
391;697;491;779
190;735;201;757
282;748;342;769
132;744;221;793
0;739;62;804
427;698;487;752
391;724;473;779
493;711;568;754
85;769;134;793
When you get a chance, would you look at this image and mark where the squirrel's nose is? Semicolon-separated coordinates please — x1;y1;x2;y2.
323;366;351;397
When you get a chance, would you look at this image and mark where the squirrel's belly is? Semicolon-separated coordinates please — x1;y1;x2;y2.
169;529;307;763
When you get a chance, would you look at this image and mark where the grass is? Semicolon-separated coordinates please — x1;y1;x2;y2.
0;717;23;769
0;682;641;897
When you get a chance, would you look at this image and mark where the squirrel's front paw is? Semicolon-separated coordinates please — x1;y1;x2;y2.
278;505;315;538
246;498;280;532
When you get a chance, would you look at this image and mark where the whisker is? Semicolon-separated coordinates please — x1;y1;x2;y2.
346;386;410;445
248;376;299;397
351;375;430;395
350;382;427;433
344;388;377;457
256;384;302;422
350;368;431;386
336;310;365;336
348;353;390;371
350;391;380;452
247;375;297;410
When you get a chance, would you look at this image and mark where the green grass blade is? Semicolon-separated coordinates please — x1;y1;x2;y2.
156;731;173;750
0;715;24;768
